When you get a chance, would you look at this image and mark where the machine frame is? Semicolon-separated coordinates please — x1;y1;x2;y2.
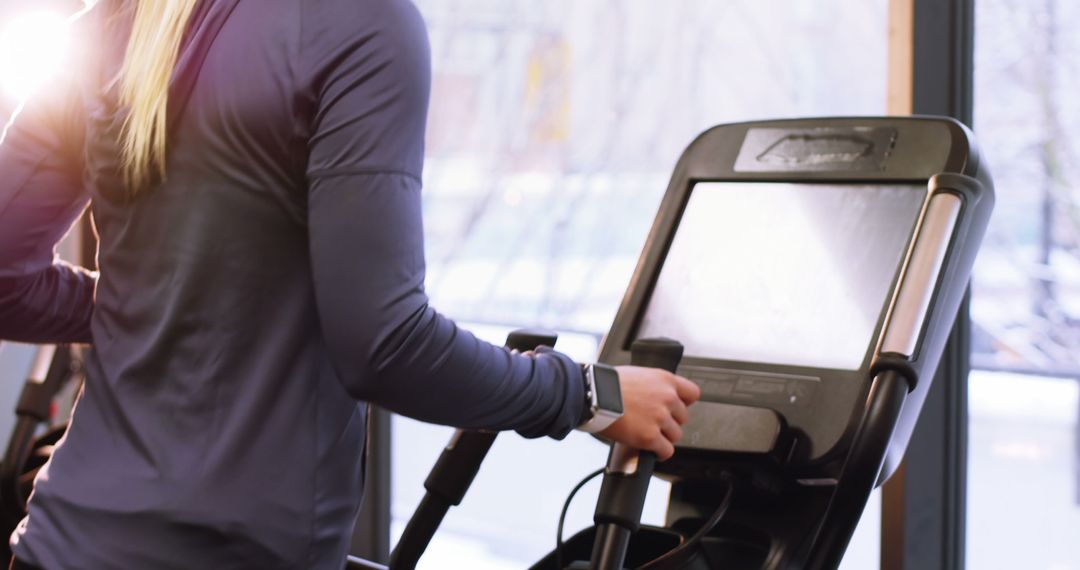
598;117;991;486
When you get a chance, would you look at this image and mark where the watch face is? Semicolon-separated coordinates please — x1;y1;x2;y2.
595;367;624;414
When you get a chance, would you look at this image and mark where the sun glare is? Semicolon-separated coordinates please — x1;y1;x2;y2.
0;12;72;101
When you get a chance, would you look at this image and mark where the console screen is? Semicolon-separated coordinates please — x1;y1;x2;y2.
636;182;927;370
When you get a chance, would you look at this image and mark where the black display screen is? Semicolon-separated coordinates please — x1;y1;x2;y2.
636;182;926;371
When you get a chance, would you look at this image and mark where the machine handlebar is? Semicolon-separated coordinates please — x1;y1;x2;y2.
589;338;683;570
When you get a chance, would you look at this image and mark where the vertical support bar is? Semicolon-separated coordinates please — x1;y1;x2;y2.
887;0;914;116
808;371;909;570
80;212;96;271
881;1;973;569
352;406;392;563
911;0;975;125
882;305;969;570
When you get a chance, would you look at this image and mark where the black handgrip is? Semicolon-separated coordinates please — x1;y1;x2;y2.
623;337;682;502
593;449;657;531
2;345;74;526
15;346;71;422
629;337;684;373
505;329;558;353
590;338;684;570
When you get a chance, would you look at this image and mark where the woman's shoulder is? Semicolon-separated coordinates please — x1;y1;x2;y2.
302;0;426;47
300;0;429;89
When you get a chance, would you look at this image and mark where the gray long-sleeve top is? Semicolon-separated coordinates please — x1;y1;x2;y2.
0;1;586;567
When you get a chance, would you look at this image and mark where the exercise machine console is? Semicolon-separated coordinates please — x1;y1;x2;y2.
535;115;994;569
394;116;993;570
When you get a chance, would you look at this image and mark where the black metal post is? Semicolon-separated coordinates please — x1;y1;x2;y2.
352;406;393;563
880;1;973;569
589;338;682;570
881;312;969;570
808;371;909;570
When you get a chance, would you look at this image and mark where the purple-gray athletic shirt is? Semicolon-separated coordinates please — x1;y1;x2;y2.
0;0;586;567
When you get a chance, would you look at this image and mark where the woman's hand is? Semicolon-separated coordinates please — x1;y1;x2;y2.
599;366;701;460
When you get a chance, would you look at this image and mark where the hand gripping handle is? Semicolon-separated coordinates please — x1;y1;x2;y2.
590;338;684;570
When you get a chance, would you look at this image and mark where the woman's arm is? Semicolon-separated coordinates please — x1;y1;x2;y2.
0;76;95;343
304;0;585;439
308;173;586;439
304;0;701;454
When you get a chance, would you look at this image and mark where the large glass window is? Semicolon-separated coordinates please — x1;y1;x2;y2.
418;0;889;332
971;0;1080;567
394;1;890;567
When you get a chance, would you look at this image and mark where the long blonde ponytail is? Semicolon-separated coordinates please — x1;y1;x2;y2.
119;0;200;191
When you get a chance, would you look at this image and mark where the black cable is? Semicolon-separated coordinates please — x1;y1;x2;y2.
555;467;605;570
638;472;735;569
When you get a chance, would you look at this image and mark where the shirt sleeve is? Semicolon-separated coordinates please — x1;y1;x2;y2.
303;0;586;439
0;64;96;344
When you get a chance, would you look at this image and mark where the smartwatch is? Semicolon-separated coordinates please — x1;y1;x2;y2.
577;363;624;433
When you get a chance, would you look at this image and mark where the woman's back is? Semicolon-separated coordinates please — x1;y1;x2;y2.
14;0;429;567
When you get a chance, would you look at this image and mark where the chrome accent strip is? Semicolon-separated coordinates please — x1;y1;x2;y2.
28;345;57;384
608;444;640;475
881;193;962;357
796;478;839;487
444;429;465;451
678;365;820;384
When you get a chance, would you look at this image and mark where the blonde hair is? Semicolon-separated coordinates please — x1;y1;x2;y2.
119;0;200;191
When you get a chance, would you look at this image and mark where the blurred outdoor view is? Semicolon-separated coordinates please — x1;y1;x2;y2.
969;0;1080;568
416;0;888;333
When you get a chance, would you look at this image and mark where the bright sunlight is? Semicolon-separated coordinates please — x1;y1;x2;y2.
0;11;72;102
